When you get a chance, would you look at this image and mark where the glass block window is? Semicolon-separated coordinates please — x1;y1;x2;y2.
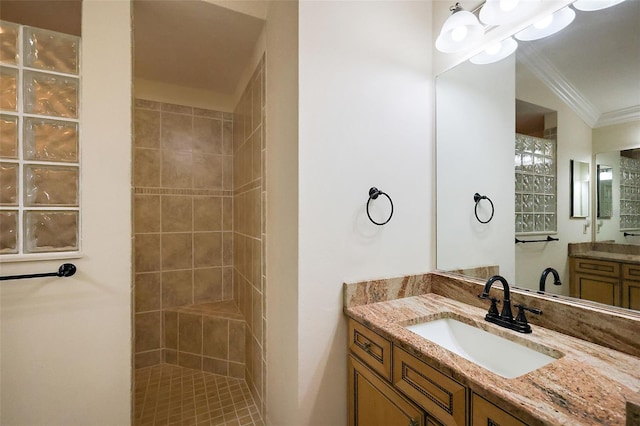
0;21;80;258
620;155;640;230
515;134;557;234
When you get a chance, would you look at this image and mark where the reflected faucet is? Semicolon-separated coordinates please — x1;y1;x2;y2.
539;267;562;293
478;275;541;334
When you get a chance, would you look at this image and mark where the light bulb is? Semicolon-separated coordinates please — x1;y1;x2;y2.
534;15;553;30
485;42;502;55
499;0;520;12
450;25;468;42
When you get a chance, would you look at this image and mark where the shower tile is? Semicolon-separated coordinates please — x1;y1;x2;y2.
24;164;79;206
162;270;193;308
194;267;223;302
161;233;192;270
223;232;233;267
0;66;18;111
0;114;18;158
203;316;228;359
135;350;161;369
134;234;160;272
229;362;245;379
251;238;261;289
203;357;228;376
229;320;246;364
252;73;262;133
24;210;78;252
161;150;192;188
134;195;160;233
162;103;193;115
178;352;202;370
134;109;160;149
178;313;202;354
135;273;161;312
24;117;78;162
193;117;222;154
23;70;78;118
223;267;234;301
194;196;222;231
23;27;79;74
194;232;223;268
193;154;223;189
0;21;19;64
223;155;233;191
161;195;192;232
0;210;18;253
163;310;178;349
223;120;233;155
223;197;233;231
135;311;161;352
134;148;161;187
164;349;177;365
161;112;192;151
193;107;222;119
0;162;18;205
252;287;263;343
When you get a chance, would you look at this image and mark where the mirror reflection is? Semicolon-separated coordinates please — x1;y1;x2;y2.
436;0;640;313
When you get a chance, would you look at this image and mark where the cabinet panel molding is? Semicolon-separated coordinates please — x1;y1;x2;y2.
471;394;527;426
349;320;393;381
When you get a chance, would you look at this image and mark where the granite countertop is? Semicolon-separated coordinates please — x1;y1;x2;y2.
569;250;640;264
345;293;640;426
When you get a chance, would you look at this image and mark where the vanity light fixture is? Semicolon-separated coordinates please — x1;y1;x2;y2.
479;0;541;25
470;37;518;64
435;3;485;53
572;0;626;11
514;6;575;41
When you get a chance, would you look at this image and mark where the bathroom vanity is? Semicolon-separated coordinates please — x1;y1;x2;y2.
344;272;640;426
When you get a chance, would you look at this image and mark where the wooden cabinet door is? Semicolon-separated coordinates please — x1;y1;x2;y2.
622;280;640;310
572;272;620;306
471;394;527;426
349;355;425;426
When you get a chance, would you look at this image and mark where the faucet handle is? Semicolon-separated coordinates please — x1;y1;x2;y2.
514;304;541;323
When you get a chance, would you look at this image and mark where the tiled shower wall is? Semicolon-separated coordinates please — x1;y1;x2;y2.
133;100;234;368
233;57;266;413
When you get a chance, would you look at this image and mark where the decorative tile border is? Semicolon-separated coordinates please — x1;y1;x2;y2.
134;187;232;197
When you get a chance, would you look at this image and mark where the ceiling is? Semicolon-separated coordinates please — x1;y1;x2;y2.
0;0;81;35
517;0;640;128
133;0;265;94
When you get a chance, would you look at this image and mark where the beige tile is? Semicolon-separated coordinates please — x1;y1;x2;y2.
162;233;193;270
193;232;222;268
251;238;260;289
162;103;192;115
223;267;234;301
162;112;192;151
229;362;245;379
203;316;228;359
134;108;160;148
164;349;178;365
134;148;160;187
178;352;202;370
203;357;228;376
161;150;192;188
251;189;261;239
252;287;262;344
179;313;202;354
252;73;262;133
193;154;223;189
135;273;161;312
223;155;233;191
135;234;160;272
194;267;223;303
193;197;222;231
162;270;193;308
252;131;261;181
136;311;161;352
135;99;161;109
164;310;178;349
223;197;233;231
135;350;161;369
162;195;192;232
193;117;222;154
228;320;245;363
134;195;160;233
223;232;233;267
243;276;252;327
222;120;233;155
193;108;222;119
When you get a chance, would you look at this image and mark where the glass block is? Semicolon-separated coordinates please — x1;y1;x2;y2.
544;157;554;175
534;140;544;155
522;194;533;212
515;135;523;152
0;21;19;64
543;140;555;156
24;117;78;162
522;153;533;173
515;214;523;233
523;137;534;153
23;26;79;74
544;177;555;194
545;214;556;232
534;155;544;174
0;114;18;158
544;195;555;212
533;176;544;193
0;210;18;253
515;173;523;191
534;194;543;211
0;66;18;111
534;214;544;231
24;210;78;252
515;194;523;212
23;70;78;118
24;164;79;206
522;174;533;192
0;162;18;205
514;152;522;170
523;214;534;232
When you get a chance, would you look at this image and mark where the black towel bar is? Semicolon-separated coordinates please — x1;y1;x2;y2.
515;236;559;244
0;263;77;281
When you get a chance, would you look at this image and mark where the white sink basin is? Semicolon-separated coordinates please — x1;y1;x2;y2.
405;317;560;379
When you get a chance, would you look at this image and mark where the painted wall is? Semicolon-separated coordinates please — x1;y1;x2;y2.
297;1;433;425
436;57;516;281
0;1;132;424
594;150;621;242
515;63;593;294
593;120;640;154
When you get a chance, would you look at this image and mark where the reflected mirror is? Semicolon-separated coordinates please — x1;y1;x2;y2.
570;160;590;218
436;0;640;312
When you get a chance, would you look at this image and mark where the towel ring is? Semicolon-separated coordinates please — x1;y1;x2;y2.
474;193;494;224
367;187;394;226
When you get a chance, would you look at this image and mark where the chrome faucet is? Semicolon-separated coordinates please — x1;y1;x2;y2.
478;275;541;334
539;267;562;293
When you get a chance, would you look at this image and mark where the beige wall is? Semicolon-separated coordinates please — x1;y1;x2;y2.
0;1;132;424
593;121;640;154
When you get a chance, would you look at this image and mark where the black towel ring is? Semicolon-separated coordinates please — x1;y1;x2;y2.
366;187;394;226
474;193;494;224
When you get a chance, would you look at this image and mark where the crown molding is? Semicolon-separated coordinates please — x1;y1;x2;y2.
596;105;640;128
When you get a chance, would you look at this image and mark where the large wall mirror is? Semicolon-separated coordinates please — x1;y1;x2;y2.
436;0;640;313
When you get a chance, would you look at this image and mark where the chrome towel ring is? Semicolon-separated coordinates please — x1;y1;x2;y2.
474;193;494;224
366;187;394;226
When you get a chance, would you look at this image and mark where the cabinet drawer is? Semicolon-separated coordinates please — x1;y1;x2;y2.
471;394;526;426
573;258;619;278
349;320;392;381
623;264;640;281
393;347;467;426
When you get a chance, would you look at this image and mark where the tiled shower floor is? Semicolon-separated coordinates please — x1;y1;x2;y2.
135;364;264;426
